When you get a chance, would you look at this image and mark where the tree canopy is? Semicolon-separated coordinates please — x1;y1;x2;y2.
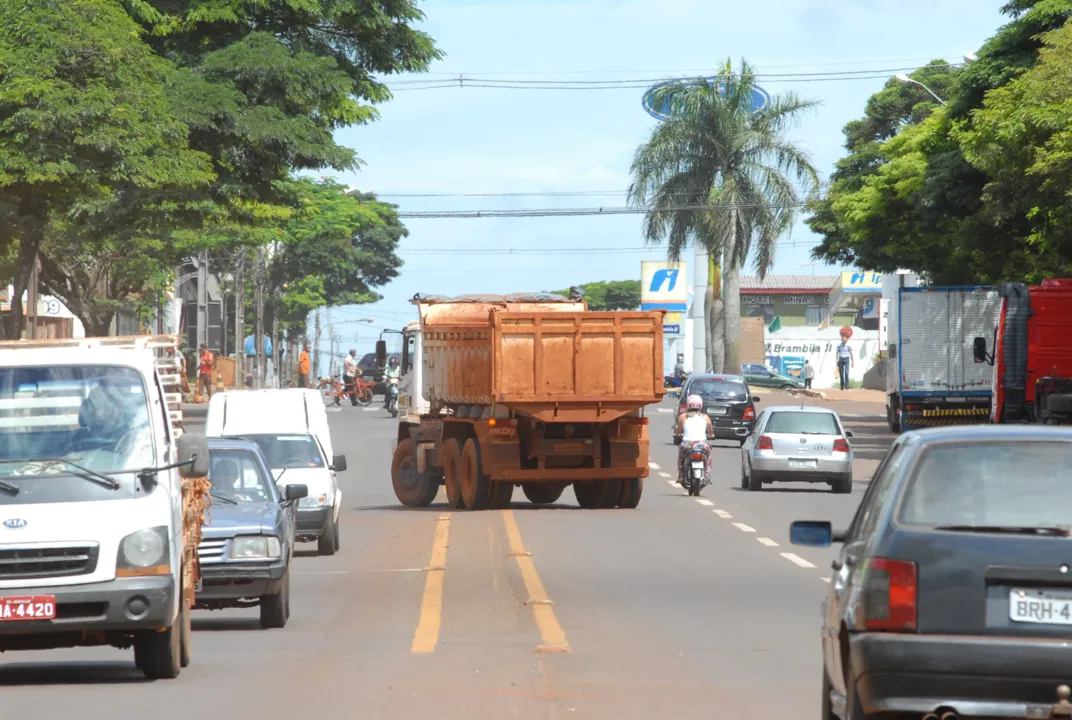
553;280;642;311
808;1;1072;284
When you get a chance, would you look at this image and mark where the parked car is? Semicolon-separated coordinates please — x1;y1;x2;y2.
740;405;853;493
195;438;307;629
206;389;346;556
672;373;760;446
741;362;804;390
790;425;1072;720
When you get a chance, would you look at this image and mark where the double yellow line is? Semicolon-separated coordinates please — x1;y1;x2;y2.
410;510;570;655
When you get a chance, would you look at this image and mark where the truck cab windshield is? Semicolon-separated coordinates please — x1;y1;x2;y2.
0;365;155;504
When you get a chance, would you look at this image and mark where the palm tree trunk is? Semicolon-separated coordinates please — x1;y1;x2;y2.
723;264;741;374
706;253;725;373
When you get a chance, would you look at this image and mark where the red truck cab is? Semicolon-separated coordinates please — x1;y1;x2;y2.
974;279;1072;423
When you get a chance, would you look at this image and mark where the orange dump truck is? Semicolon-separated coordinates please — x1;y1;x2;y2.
385;293;666;510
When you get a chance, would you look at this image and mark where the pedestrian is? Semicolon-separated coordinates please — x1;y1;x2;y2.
836;338;853;390
804;360;815;389
298;343;312;389
343;348;359;397
197;344;215;401
168;346;190;394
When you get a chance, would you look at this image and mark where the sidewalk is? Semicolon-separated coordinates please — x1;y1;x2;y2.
752;386;886;404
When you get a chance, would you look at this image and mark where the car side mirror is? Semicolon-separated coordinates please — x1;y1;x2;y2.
789;520;834;547
972;336;988;364
178;432;210;479
331;454;347;472
284;484;309;501
752;396;761;403
375;340;387;369
844;430;854;439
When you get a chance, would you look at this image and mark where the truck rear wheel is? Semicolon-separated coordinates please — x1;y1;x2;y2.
461;438;491;510
440;439;466;509
522;483;566;505
489;481;514;509
393;438;439;507
617;478;643;509
573;481;609;509
601;479;623;508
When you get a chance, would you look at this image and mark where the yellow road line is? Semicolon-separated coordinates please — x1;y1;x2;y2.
411;514;451;654
501;509;571;654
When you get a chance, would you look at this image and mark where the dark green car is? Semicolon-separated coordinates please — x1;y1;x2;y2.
741;363;804;390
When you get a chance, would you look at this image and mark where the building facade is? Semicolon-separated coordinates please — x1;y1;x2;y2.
739;275;857;328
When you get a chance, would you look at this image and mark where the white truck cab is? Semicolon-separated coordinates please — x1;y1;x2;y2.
0;335;208;678
205;388;345;556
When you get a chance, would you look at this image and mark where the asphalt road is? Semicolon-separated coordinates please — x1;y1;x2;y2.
0;392;893;719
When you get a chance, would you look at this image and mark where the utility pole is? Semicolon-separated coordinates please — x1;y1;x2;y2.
254;246;265;390
25;257;39;340
271;287;281;388
234;249;245;388
313;309;321;383
329;326;338;378
196;251;208;350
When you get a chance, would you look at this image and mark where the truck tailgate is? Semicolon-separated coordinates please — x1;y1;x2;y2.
493;311;664;420
899;288;1001;394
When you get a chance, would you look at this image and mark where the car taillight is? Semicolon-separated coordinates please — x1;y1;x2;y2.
833;438;850;453
743;407;755;420
863;558;917;632
755;435;773;450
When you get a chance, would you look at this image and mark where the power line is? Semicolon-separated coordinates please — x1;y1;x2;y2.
379;190;628;198
398;201;808;219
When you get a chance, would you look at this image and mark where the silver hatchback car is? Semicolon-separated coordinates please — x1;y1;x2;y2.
740;405;853;493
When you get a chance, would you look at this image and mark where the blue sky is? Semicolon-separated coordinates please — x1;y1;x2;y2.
320;0;1006;359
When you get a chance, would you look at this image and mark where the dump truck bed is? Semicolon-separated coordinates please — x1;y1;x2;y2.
421;305;665;422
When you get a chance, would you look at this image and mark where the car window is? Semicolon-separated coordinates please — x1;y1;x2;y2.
847;441;908;542
687;378;747;399
242;434;326;469
208;449;274;503
765;411;840;435
899;441;1072;527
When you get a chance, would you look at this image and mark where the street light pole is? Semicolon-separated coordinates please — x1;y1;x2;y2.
894;73;946;105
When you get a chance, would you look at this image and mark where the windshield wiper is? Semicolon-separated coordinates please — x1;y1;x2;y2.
210;492;238;505
933;524;1071;537
0;458;119;490
0;479;18;496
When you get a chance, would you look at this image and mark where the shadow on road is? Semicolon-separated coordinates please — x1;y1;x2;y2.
192;616;262;632
0;661;147;685
730;486;834;495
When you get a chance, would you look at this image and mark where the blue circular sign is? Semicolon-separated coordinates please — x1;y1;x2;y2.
642;77;770;121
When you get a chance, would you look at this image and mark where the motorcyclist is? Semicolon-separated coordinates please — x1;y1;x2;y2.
383;357;401;409
676;394;713;485
343;349;359;396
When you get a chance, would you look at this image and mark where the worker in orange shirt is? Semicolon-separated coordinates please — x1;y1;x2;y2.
298;343;312;388
198;344;215;401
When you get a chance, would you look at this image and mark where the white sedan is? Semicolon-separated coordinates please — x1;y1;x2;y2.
740;405;853;493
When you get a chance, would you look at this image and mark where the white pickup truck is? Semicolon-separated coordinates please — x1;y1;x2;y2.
0;335;209;678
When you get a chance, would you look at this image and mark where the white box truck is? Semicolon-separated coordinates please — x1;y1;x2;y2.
885;285;1002;432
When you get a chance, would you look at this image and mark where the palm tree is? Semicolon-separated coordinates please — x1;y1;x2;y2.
629;59;819;373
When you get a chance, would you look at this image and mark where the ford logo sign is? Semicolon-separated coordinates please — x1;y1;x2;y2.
2;518;27;529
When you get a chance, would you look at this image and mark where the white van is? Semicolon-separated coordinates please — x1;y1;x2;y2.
206;389;345;555
0;335;208;679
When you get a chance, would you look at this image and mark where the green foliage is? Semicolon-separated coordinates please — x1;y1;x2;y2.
554;281;642;311
269;179;405;333
808;1;1072;284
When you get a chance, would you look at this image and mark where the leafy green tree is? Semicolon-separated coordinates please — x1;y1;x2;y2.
0;0;212;336
268;180;406;336
553;280;642;311
629;59;818;373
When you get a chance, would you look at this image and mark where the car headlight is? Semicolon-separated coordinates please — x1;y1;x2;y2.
299;492;331;508
117;526;170;576
228;535;282;560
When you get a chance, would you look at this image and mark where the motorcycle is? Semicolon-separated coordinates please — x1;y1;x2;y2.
385;377;399;418
682;441;711;497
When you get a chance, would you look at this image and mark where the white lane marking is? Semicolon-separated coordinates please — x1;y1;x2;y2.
694;498;714;506
657;408;673;413
363;407;379;412
649;462;660;469
757;537;779;547
732;522;756;533
325;407;342;413
821;577;831;583
713;509;732;519
658;472;671;478
781;553;817;569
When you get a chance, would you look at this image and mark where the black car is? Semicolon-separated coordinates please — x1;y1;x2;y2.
791;425;1072;720
671;373;760;446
